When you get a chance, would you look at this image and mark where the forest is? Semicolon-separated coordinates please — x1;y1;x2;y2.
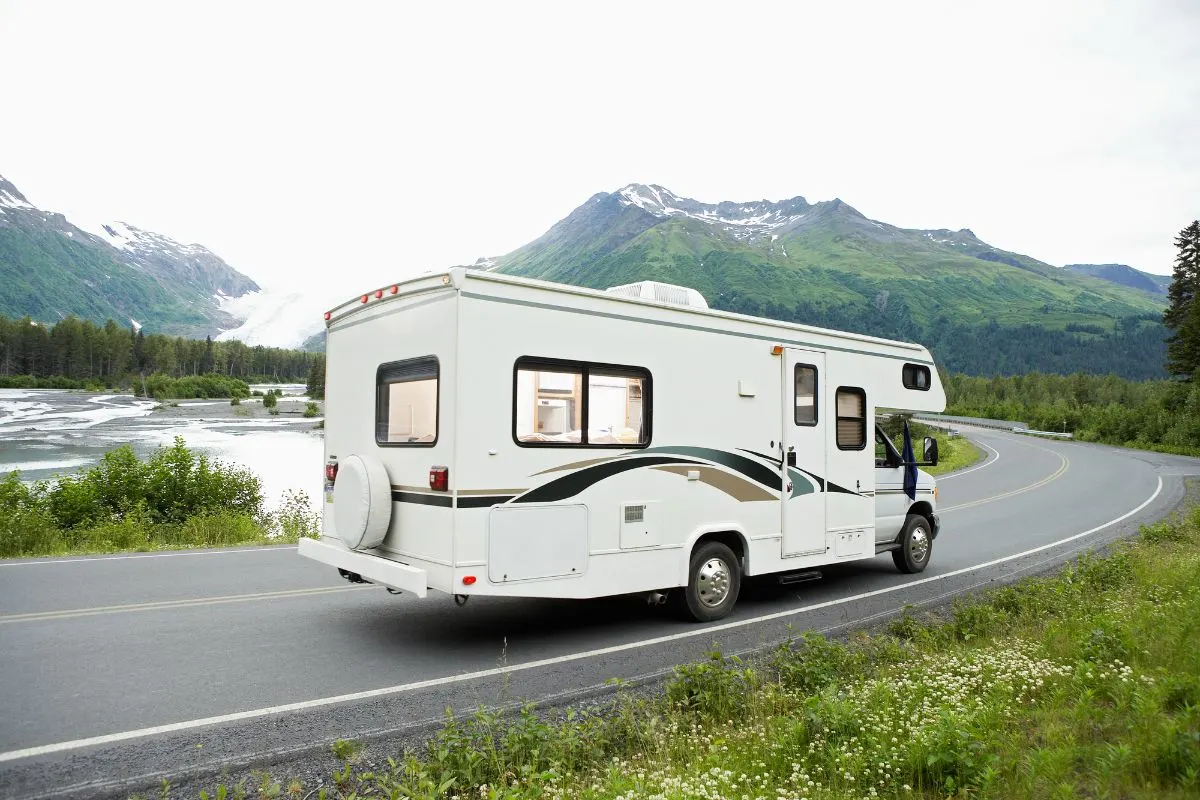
0;313;317;387
944;372;1200;456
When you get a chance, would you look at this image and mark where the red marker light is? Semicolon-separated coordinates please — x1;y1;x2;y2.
375;289;383;299
360;294;368;303
429;466;449;492
323;311;331;321
462;575;477;586
390;285;399;294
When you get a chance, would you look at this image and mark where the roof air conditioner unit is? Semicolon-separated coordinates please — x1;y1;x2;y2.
603;281;709;309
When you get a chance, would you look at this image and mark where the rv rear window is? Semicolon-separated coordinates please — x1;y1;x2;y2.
902;363;931;391
835;387;867;450
376;356;439;446
514;357;650;447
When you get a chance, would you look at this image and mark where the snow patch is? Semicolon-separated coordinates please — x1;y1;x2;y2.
216;289;331;348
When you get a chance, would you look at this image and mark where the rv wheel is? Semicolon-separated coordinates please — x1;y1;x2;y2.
678;541;741;622
892;514;933;574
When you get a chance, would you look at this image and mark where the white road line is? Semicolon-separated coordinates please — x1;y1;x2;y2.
940;446;1068;513
0;546;295;568
0;476;1164;764
0;586;369;624
937;439;1000;480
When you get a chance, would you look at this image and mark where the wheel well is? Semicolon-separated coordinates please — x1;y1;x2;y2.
908;501;934;525
693;530;747;568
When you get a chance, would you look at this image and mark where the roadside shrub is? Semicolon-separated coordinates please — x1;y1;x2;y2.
666;649;758;718
773;632;852;694
303;401;320;418
273;489;320;541
142;437;262;523
262;392;277;410
0;472;61;557
171;511;265;547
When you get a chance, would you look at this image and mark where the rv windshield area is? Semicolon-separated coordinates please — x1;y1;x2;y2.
875;425;902;467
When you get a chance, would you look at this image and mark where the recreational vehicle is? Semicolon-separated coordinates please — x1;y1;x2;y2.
299;269;946;622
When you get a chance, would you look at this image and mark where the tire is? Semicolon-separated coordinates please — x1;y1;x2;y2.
677;541;742;622
892;514;933;574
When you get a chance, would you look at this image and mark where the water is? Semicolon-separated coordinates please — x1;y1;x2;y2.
0;387;324;514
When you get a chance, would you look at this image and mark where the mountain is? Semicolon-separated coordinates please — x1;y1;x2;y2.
0;174;260;336
486;184;1169;378
1063;263;1170;296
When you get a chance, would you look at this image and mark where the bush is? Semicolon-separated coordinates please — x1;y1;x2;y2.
273;489;320;541
303;401;320;418
262;392;277;410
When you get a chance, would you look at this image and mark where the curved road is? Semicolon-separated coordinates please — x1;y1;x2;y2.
1;429;1198;798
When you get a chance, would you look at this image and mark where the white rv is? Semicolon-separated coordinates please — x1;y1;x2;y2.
299;269;946;622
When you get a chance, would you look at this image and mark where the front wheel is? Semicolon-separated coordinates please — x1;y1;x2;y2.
677;541;741;622
892;514;933;574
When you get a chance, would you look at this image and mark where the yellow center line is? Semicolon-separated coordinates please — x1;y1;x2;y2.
0;585;371;625
941;444;1070;513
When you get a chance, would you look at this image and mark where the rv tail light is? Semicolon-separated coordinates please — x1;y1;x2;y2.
429;466;449;492
462;575;477;586
325;459;339;483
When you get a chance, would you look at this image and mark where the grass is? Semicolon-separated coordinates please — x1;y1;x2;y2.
182;493;1200;800
926;434;982;478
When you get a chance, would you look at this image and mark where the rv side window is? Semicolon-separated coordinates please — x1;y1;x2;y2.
376;356;439;446
835;387;866;450
794;364;818;425
902;363;931;391
514;358;650;447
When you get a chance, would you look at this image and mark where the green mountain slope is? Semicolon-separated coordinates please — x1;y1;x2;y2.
1064;263;1169;296
0;175;259;336
490;185;1167;378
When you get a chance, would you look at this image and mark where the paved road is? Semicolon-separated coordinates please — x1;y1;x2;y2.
1;429;1198;798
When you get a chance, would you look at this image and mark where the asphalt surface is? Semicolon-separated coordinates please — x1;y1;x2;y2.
1;428;1198;798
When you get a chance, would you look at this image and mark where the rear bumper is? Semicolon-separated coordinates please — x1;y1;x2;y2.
298;537;429;598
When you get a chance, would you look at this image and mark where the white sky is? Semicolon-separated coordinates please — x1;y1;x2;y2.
1;0;1197;300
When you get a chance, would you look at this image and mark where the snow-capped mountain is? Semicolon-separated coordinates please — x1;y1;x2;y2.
615;183;813;241
0;173;260;336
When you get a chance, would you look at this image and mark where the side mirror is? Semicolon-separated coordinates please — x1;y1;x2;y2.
923;436;939;466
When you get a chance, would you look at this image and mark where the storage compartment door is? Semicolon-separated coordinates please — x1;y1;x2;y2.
488;504;588;583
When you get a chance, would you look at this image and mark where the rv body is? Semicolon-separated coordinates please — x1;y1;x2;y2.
299;269;947;621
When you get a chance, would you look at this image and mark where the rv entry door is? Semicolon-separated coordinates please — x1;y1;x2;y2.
782;348;827;557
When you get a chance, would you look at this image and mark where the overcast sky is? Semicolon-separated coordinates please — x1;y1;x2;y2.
1;0;1197;298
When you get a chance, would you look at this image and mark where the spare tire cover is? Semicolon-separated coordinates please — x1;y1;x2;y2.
333;454;393;550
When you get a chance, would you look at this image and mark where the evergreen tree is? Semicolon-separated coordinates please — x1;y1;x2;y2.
1164;220;1200;380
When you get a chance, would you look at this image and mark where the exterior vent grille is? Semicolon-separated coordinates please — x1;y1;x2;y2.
603;281;709;309
623;504;646;524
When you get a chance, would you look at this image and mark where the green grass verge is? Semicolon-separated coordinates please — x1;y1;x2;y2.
183;494;1200;800
925;435;983;478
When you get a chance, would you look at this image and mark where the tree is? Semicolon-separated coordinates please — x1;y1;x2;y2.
1164;220;1200;380
306;355;326;399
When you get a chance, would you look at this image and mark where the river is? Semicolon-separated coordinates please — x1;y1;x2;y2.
0;386;324;514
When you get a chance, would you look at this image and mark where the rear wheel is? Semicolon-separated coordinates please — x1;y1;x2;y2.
677;541;741;622
892;514;933;574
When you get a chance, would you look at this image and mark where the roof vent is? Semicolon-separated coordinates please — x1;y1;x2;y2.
603;281;709;309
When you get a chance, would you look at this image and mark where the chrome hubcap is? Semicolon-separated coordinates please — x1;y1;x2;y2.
910;527;930;563
697;557;731;607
